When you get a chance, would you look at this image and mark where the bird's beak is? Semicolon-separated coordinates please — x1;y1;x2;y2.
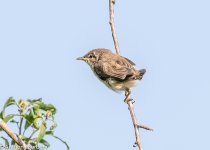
76;57;88;61
76;57;84;60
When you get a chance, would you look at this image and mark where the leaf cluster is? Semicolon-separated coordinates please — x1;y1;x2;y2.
0;97;69;150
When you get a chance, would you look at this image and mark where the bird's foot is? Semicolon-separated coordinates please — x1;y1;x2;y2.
124;98;135;104
133;142;138;147
124;89;133;103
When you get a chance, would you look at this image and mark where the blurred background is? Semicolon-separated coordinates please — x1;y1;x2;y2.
0;0;210;149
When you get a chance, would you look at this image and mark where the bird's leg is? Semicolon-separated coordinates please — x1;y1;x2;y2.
124;89;133;103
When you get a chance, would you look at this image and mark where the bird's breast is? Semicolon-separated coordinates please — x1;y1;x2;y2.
105;78;138;91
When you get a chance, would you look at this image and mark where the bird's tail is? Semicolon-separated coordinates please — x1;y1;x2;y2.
136;69;146;80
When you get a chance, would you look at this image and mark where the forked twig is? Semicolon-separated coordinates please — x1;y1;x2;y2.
137;124;153;131
126;93;143;150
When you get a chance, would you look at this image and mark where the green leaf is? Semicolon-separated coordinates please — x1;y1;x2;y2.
28;98;56;114
0;97;16;119
33;118;42;129
39;104;57;114
19;134;26;140
33;107;42;118
3;114;15;123
1;137;9;148
0;111;4;119
50;120;57;131
27;98;43;107
24;119;32;131
39;139;50;147
35;122;46;142
45;130;54;135
18;135;30;143
29;109;35;119
27;99;57;114
3;97;16;110
29;142;36;147
24;110;34;130
11;139;16;145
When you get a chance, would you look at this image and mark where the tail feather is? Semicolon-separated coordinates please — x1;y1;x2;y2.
137;69;146;80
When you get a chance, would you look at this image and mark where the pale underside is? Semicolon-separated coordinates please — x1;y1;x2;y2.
90;66;138;92
105;78;138;92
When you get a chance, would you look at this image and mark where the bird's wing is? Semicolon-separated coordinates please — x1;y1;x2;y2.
95;58;134;80
122;56;136;66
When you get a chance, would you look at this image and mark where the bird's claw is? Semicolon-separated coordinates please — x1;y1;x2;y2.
124;98;133;103
133;142;137;147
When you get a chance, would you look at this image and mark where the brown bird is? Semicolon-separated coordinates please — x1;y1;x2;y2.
77;48;146;102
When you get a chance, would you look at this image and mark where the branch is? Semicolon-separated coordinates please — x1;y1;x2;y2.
109;1;152;150
137;124;153;131
109;0;121;55
125;93;143;150
19;117;23;135
0;119;31;150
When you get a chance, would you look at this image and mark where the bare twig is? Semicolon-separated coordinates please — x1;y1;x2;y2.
109;0;143;149
137;124;153;131
125;93;143;150
108;1;153;150
109;0;121;55
0;118;31;150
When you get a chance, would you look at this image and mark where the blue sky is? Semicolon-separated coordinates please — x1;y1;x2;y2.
0;0;210;150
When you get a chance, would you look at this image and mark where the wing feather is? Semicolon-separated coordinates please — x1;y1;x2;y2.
94;58;134;80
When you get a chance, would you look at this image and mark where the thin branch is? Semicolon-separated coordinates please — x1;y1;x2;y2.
137;124;153;131
126;94;143;150
0;118;31;150
109;0;121;55
19;117;23;135
109;1;145;150
109;1;152;150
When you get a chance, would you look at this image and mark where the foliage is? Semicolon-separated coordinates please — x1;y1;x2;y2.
0;97;69;150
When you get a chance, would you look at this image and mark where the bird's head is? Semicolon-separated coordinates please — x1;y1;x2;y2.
77;48;111;67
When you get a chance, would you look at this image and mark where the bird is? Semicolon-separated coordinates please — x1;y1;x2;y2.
77;48;146;102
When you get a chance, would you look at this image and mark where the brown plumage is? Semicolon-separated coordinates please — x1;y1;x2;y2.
77;48;146;93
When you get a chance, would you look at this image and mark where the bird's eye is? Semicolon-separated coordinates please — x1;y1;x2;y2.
89;55;93;58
